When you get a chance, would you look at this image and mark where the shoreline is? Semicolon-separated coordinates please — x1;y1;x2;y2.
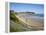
16;14;44;30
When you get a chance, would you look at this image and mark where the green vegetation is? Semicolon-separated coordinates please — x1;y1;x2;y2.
10;10;19;22
10;25;16;32
10;10;21;32
10;10;27;32
17;12;35;15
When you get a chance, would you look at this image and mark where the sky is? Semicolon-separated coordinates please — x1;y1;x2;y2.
10;3;44;14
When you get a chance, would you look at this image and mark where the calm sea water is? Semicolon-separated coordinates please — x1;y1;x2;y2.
34;14;44;17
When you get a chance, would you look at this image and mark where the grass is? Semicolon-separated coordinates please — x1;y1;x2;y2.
10;11;21;32
10;11;27;32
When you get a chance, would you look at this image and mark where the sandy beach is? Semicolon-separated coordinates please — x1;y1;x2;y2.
16;14;44;30
10;14;44;32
